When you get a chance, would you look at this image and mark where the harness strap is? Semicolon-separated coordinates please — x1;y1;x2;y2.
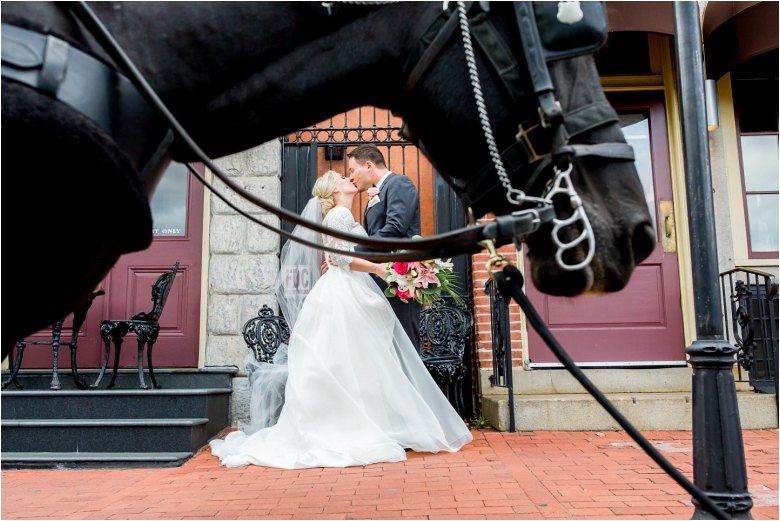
39;35;69;95
460;100;633;214
514;2;563;129
402;5;465;97
1;24;172;180
468;11;525;109
493;265;730;521
514;2;553;96
564;100;619;138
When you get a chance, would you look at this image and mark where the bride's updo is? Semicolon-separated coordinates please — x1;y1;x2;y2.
312;170;341;214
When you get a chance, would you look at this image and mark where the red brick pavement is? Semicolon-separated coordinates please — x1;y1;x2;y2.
2;430;777;520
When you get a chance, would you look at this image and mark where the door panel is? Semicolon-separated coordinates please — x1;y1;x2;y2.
19;162;204;369
526;93;686;365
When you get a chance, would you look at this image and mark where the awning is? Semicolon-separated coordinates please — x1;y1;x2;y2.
703;1;779;80
605;1;675;36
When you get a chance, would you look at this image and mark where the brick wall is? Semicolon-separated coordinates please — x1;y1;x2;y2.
469;217;526;413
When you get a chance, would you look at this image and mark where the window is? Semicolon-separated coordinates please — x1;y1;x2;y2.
732;51;779;257
150;162;188;237
618;112;657;235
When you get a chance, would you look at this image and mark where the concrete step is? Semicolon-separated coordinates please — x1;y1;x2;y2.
1;418;210;453
482;392;778;431
1;367;236;391
480;367;693;396
0;451;194;470
1;388;229;423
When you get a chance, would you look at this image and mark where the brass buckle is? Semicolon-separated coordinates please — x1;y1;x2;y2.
478;238;513;280
515;122;549;163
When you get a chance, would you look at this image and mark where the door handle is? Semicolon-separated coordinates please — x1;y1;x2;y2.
659;200;676;253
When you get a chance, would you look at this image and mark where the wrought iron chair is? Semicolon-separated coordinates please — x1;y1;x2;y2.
93;261;179;390
242;305;291;428
243;305;290;363
2;288;104;391
420;298;473;417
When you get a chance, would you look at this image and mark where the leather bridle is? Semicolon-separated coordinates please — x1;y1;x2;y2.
400;2;636;270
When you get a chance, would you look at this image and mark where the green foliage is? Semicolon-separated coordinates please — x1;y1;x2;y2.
471;416;491;429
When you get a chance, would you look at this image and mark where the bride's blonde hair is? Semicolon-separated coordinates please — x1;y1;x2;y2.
312;170;341;214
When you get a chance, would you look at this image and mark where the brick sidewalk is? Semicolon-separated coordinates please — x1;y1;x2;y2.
2;430;777;520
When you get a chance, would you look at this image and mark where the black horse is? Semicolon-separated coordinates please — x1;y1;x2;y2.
1;2;654;357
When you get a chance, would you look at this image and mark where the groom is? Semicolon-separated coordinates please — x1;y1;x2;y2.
348;145;422;351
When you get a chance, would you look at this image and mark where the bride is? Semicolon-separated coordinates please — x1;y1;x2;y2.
210;170;472;469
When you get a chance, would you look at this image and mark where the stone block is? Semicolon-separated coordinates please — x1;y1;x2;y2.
479;367;693;396
481;391;778;431
211;176;281;216
213;140;281;178
210;215;245;254
205;334;248;373
240;295;281;327
209;254;278;294
230;376;251;426
207;295;243;336
247;215;282;253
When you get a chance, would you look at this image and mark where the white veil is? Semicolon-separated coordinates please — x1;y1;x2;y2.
240;197;324;434
275;197;325;330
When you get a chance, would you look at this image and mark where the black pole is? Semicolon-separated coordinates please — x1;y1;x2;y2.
673;3;753;519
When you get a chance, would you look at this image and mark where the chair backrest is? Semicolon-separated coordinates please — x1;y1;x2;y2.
420;298;473;362
243;305;291;363
131;261;179;322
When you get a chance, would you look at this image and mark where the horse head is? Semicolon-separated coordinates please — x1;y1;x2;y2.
398;3;655;297
1;1;654;354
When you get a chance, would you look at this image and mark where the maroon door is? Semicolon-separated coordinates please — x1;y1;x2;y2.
525;93;686;365
19;163;204;369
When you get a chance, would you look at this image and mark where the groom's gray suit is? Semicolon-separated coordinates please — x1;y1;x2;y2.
355;172;422;351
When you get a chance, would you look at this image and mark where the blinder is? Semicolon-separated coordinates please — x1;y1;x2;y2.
1;23;174;192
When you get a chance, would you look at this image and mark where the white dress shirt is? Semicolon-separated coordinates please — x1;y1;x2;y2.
375;171;394;191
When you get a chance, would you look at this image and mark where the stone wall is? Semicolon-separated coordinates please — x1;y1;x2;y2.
205;140;282;425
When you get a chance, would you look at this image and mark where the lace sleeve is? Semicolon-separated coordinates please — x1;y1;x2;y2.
323;208;355;269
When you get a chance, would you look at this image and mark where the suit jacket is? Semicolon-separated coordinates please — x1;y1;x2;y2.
360;172;421;241
355;172;422;351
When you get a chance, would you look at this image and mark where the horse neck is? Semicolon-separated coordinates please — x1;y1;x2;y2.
88;2;440;159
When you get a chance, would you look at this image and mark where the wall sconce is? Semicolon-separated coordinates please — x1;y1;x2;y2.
705;79;720;131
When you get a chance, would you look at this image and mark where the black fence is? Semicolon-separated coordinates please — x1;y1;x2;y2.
720;268;779;405
485;279;515;432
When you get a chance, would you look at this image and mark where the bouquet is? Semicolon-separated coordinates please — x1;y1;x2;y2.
384;259;462;306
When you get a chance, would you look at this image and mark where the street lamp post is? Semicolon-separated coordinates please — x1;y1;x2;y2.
673;2;753;519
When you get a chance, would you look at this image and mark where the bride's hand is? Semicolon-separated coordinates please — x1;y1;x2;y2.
374;263;388;280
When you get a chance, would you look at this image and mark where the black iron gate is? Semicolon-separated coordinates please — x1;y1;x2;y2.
281;109;475;417
720;269;779;400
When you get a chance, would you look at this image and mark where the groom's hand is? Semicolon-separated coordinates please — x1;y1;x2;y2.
321;261;329;275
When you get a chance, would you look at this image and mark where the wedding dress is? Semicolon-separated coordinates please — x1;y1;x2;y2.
210;203;472;469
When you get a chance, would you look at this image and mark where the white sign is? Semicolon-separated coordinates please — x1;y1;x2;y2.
282;265;312;296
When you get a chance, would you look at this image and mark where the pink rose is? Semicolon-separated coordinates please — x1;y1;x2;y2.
392;262;410;275
396;288;412;300
367;187;379;199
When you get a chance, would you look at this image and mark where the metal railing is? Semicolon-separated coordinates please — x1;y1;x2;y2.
485;279;515;432
720;268;779;406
